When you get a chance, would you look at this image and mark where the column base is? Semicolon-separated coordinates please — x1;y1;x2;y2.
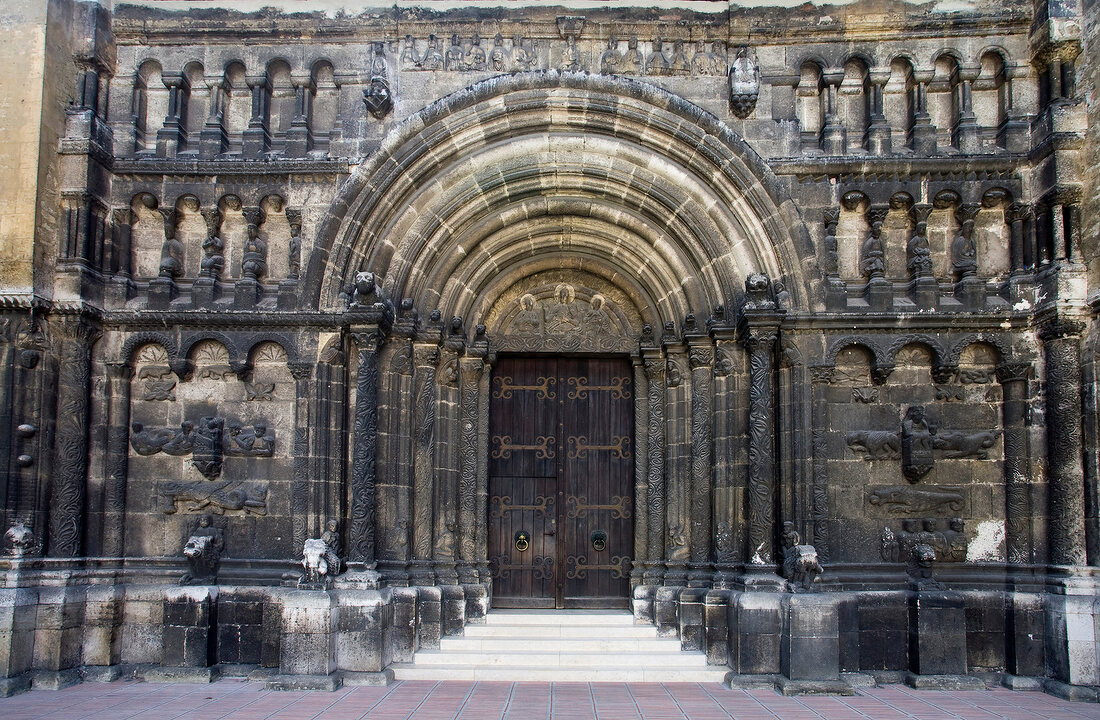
904;672;985;690
144;666;216;683
265;672;342;691
775;676;855;696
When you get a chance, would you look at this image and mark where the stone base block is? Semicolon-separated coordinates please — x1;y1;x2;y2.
841;672;876;688
775;676;855;696
724;672;779;689
341;669;393;686
266;673;342;691
1001;674;1043;691
216;663;260;678
32;668;82;690
144;666;216;683
82;666;122;683
904;672;986;690
1044;679;1100;703
0;674;30;697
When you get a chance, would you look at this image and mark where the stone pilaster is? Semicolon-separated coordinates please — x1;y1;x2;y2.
289;362;313;553
642;351;666;584
102;361;133;557
410;342;439;584
809;364;834;561
1042;320;1087;566
630;356;648;586
348;327;384;566
48;319;98;558
687;340;714;586
456;354;484;583
741;318;779;568
998;362;1033;564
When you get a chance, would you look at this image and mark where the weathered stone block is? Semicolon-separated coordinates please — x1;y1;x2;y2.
909;591;967;677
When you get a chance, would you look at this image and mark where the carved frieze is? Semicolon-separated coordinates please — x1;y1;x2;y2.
881;518;967;563
497;284;632;353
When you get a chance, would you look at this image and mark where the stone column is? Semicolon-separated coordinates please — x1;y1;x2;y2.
711;329;740;584
823;209;845;311
687;340;714;586
954;68;980;153
998;362;1032;564
642;351;666;584
1042;320;1087;566
630;356;648;586
290;362;313;552
907;203;937;309
809;365;833;561
742;322;779;567
475;354;492;583
911;70;937;154
242;74;270;159
410;342;439;585
663;346;690;587
821;73;846;155
866;71;891;155
348;327;384;566
47;319;98;557
1007;202;1031;274
457;354;484;583
199;78;227;158
286;76;314;158
156;72;186;158
864;204;891;310
102;361;133;558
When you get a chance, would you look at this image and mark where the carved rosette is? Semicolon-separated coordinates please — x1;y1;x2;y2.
1040;321;1087;566
348;328;384;564
743;326;777;565
48;319;99;557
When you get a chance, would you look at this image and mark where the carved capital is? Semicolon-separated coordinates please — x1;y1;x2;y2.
809;364;834;384
1040;319;1085;342
996;362;1031;384
106;361;134;382
350;328;384;355
643;355;665;381
823;207;840;232
688;345;714;369
288;362;313;381
909;203;933;228
931;364;957;385
413;343;440;367
743;327;778;353
1006;202;1033;223
870;363;894;385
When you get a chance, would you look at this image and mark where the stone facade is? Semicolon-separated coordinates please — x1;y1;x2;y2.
0;0;1098;699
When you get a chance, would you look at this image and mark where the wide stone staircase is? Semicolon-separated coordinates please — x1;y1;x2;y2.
389;609;729;682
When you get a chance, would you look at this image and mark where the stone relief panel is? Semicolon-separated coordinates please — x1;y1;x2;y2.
819;338;1006;564
125;338;295;559
485;272;643;354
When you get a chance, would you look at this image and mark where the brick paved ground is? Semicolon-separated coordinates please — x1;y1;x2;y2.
1;679;1099;720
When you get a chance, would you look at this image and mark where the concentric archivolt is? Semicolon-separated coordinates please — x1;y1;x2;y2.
308;71;815;324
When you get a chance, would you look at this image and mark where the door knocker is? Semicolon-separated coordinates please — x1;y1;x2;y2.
514;530;530;552
591;530;607;552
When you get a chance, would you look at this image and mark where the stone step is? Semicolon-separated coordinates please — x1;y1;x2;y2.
439;636;681;652
484;610;637;626
463;623;659;639
411;648;706;668
389;663;730;683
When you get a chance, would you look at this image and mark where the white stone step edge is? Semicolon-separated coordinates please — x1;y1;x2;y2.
391;663;729;683
439;637;682;652
410;649;707;668
484;611;636;626
464;624;659;638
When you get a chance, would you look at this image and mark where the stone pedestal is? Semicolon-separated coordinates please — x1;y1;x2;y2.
632;584;658;625
334;589;393;686
147;586;217;683
416;586;442;650
268;590;339;690
1044;578;1100;702
655;585;682;638
777;594;852;695
0;588;36;697
82;586;122;682
704;590;730;667
730;592;781;676
30;587;85;690
678;587;706;651
906;590;983;689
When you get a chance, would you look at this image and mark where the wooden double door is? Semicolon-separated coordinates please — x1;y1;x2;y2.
488;356;634;608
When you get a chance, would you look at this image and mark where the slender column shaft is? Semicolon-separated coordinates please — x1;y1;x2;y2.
688;343;714;571
643;353;666;582
102;362;133;557
999;363;1032;564
744;327;778;565
348;328;383;565
1042;322;1087;566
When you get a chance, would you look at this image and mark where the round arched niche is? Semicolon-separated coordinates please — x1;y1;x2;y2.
484;270;645;355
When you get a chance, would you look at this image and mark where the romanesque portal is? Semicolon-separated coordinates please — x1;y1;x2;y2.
0;0;1098;700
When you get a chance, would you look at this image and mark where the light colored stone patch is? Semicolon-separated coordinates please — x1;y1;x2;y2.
966;519;1005;562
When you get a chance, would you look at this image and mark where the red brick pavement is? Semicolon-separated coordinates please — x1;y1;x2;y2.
0;679;1098;720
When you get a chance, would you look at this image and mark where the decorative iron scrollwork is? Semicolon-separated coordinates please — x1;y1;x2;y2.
565;554;631;579
566;495;631;519
566;435;631;459
492;375;556;400
490;494;553;518
490;553;554;581
491;434;556;459
566;376;631;400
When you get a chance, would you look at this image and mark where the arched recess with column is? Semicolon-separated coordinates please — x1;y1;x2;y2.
305;71;817;603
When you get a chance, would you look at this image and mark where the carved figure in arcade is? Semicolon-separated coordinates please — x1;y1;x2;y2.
599;37;621;74
4;520;40;558
620;37;643;75
847;406;998;481
180;514;224;585
780;521;823;590
560;34;581;71
881;517;967;563
421;35;444;71
901;405;936;481
133;416;274;516
545;284;580;333
363;43;393;119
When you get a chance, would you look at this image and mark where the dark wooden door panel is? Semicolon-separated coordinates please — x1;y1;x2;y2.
489;355;632;609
